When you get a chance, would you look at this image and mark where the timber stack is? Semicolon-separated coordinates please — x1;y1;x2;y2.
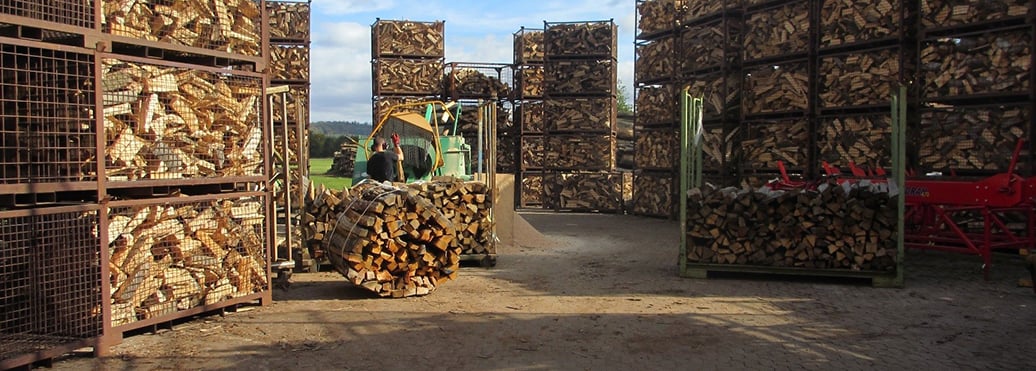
514;27;546;207
371;19;445;124
103;0;263;56
330;138;360;177
442;62;515;173
405;179;496;257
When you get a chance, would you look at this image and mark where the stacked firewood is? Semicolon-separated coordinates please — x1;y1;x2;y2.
270;45;311;81
617;114;635;169
818;115;891;168
545;59;615;95
545;135;615;170
520;173;546;206
329;139;359;177
921;29;1031;98
635;85;677;127
556;172;622;211
516;66;544;98
680;19;741;73
108;197;268;326
820;48;901;108
685;180;898;272
744;1;810;60
680;0;731;24
372;20;444;57
702;125;732;171
545;22;615;57
633;172;674;217
521;136;545;169
636;36;675;83
519;101;545;133
267;1;310;40
374;96;434;123
498;136;518;173
269;85;309;123
101;60;264;181
374;58;443;95
919;104;1029;171
741;119;809;170
103;0;262;56
639;0;681;35
820;0;902;48
453;103;513;134
635;127;678;170
447;68;511;99
514;29;544;64
404;179;495;256
546;98;614;132
743;61;809;114
921;0;1030;29
687;72;739;119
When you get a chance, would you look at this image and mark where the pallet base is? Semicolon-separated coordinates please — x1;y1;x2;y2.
681;264;903;288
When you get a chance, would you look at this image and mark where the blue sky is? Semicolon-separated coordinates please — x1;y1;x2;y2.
309;0;636;123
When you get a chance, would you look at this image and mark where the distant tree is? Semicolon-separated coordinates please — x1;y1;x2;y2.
617;83;634;114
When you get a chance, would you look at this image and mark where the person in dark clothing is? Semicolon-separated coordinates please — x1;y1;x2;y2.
366;134;404;182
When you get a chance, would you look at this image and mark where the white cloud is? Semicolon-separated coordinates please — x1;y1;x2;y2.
315;0;395;16
311;21;374;122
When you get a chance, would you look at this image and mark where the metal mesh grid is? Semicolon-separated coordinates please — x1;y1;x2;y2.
372;58;443;96
270;45;310;81
518;100;545;134
108;196;268;328
102;0;263;57
515;66;544;98
635;36;675;84
919;104;1030;172
101;58;264;181
741;118;810;170
444;63;513;100
0;43;97;184
267;1;311;41
635;84;677;128
0;209;102;362
513;28;544;65
371;20;445;58
519;172;545;207
0;0;95;29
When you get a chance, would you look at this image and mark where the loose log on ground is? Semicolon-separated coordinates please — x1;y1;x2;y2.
680;18;741;73
633;171;675;217
744;1;810;61
635;85;678;127
639;0;681;36
545;134;615;171
546;97;615;132
685;181;898;271
820;48;901;108
516;66;544;98
818;114;891;168
557;172;623;211
329;138;360;177
102;60;264;181
741;119;808;170
108;197;268;326
636;36;675;83
270;45;310;81
921;29;1031;99
921;0;1029;30
518;101;545;133
447;68;511;99
743;61;809;115
821;0;900;48
372;20;444;57
545;22;616;58
521;135;545;169
374;58;443;95
635;127;678;170
514;29;544;64
520;173;546;207
919;104;1030;171
103;0;262;56
688;71;740;119
545;59;615;96
267;1;310;40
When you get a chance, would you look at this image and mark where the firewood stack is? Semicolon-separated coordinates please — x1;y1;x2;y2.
633;171;675;218
743;61;809;115
445;66;512;100
544;22;616;58
374;58;444;95
371;20;445;124
921;0;1030;29
520;172;546;207
820;0;903;49
514;27;544;64
556;172;623;211
818;115;891;168
638;0;681;37
372;20;445;57
679;17;743;74
688;71;741;120
515;65;544;98
519;101;545;133
521;135;545;170
514;27;545;207
546;98;614;132
636;36;675;84
103;0;262;56
743;1;810;61
919;104;1030;172
404;179;495;256
740;119;809;170
685;181;898;272
820;48;902;109
921;29;1031;99
635;85;677;128
268;1;311;40
544;60;616;96
270;45;311;81
329;139;359;177
545;135;616;171
635;128;678;170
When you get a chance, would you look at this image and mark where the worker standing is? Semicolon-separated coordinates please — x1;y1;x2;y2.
366;133;404;182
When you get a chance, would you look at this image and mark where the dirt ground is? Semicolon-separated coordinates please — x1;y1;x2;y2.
55;212;1034;370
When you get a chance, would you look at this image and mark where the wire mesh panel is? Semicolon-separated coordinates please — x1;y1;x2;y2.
919;103;1030;173
270;44;310;82
101;57;264;181
513;27;544;65
444;63;512;100
0;208;102;365
107;195;268;328
0;42;97;185
267;0;311;41
0;0;95;29
102;0;263;57
371;20;444;58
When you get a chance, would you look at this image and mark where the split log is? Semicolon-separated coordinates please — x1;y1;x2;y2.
545;134;615;171
635;85;677;127
636;36;676;83
919;104;1030;172
518;101;545;133
556;172;623;211
446;67;512;99
820;48;902;108
820;0;901;49
521;135;545;169
545;97;615;133
453;103;513;134
103;0;262;56
741;119;809;170
269;85;309;123
701;125;732;171
681;0;739;25
635;127;678;170
404;179;495;257
515;66;544;98
688;71;741;120
638;0;681;36
744;1;810;61
372;20;444;58
329;138;360;177
373;58;443;95
679;17;741;73
270;45;310;81
520;172;546;207
514;28;544;64
544;22;616;58
107;197;268;326
921;0;1030;30
101;60;264;181
818;114;891;168
633;171;675;217
545;59;615;96
685;181;898;272
921;29;1032;99
743;61;809;115
267;1;310;40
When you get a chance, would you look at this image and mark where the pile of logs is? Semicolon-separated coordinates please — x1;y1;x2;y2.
919;104;1029;171
635;127;678;170
685;180;898;272
270;45;311;81
556;172;622;211
329;139;359;177
404;179;494;256
545;22;615;57
514;29;544;64
108;197;268;326
633;172;674;217
545;134;615;170
516;66;544;98
638;0;681;36
741;119;808;170
743;61;809;114
546;98;615;132
921;29;1032;99
635;85;677;127
680;19;740;73
616;113;635;169
818;115;891;168
521;135;545;169
820;48;901;108
372;20;444;57
447;68;511;99
520;173;546;206
267;1;310;40
636;36;675;83
373;58;443;95
545;59;615;95
102;60;264;181
744;1;810;60
687;72;739;119
820;0;901;48
103;0;262;56
519;101;545;133
921;0;1029;29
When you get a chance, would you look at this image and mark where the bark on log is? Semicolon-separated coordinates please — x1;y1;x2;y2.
821;0;901;49
636;36;676;83
514;29;544;64
103;0;262;56
741;119;809;170
373;58;443;96
516;66;544;98
921;29;1032;99
743;61;809;115
270;45;310;81
521;135;545;170
267;1;310;40
556;172;623;211
639;0;681;36
545;134;616;171
818;114;891;168
545;22;617;58
744;1;810;61
685;181;898;271
679;17;742;73
635;127;678;170
921;0;1030;30
545;59;616;96
820;48;902;108
372;20;445;58
446;68;511;99
633;171;675;217
546;97;616;133
518;101;545;133
919;104;1030;171
635;85;678;127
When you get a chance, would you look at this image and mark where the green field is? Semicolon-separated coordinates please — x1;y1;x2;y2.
308;157;352;190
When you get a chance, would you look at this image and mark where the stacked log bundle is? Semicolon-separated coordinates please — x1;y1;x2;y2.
544;22;616;58
546;98;615;132
556;172;623;211
744;1;810;61
267;1;311;40
819;48;902;109
921;28;1032;99
921;0;1030;30
545;59;615;95
545;134;615;170
329;139;359;177
741;119;809;170
521;135;545;169
107;197;268;326
818;115;891;168
681;0;738;25
639;0;681;36
497;136;518;173
520;172;546;206
270;45;311;81
633;171;675;217
373;58;443;95
404;179;495;257
820;0;902;49
514;28;544;64
519;101;545;133
635;127;678;170
447;68;511;99
101;59;264;181
685;181;898;272
743;61;809;115
103;0;262;56
636;36;675;83
688;71;740;120
635;85;677;127
919;104;1030;171
372;20;445;57
516;66;544;98
680;17;742;73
